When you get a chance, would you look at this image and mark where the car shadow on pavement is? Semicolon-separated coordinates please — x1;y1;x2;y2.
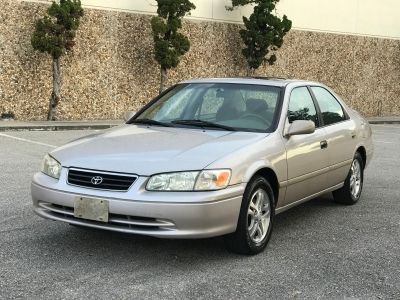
29;194;344;269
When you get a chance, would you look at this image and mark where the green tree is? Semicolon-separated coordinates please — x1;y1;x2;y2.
151;0;195;94
229;0;292;75
31;0;84;120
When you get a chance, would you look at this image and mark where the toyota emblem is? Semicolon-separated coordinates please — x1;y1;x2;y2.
91;176;103;185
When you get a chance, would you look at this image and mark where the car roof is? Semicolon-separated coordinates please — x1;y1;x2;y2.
180;77;319;87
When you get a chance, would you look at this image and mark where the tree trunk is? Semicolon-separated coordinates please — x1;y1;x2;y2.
48;57;61;121
159;67;168;94
246;66;256;77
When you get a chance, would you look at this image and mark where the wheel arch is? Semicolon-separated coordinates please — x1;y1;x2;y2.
250;167;280;207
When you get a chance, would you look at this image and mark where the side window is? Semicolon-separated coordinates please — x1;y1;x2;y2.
288;87;319;126
311;87;346;126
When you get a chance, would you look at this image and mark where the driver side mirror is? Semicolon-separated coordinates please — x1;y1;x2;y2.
124;111;136;122
286;120;315;137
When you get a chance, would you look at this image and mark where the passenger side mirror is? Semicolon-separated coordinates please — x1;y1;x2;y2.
286;120;315;137
124;111;136;122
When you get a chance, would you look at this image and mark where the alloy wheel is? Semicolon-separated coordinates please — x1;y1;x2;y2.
350;159;362;198
247;189;271;243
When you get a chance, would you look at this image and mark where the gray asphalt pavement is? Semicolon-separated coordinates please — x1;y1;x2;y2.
0;125;399;299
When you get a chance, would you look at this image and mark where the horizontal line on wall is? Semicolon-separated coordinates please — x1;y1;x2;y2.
293;26;400;41
23;0;400;41
74;4;245;25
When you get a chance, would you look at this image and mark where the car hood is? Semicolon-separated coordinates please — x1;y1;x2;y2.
51;125;268;176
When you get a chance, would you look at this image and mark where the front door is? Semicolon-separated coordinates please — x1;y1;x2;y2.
283;87;331;206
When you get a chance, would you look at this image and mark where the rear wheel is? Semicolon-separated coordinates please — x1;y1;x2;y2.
225;176;274;255
333;152;364;205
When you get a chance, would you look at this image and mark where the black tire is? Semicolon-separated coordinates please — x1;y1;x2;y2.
224;176;275;255
333;152;364;205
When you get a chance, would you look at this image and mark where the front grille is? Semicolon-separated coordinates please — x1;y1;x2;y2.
67;168;137;191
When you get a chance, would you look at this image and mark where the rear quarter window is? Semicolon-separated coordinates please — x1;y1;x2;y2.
311;87;347;126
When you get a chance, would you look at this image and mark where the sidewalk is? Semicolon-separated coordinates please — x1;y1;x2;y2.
0;117;399;131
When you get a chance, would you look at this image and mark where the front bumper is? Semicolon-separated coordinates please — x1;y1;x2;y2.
31;172;244;238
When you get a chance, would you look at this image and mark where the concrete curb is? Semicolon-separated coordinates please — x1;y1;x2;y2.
367;120;400;125
0;120;123;132
0;124;119;132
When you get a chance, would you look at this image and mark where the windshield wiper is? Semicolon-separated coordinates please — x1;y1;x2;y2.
129;118;173;127
171;119;237;131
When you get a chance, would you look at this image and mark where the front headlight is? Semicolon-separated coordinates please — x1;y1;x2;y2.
41;154;61;179
146;169;231;191
146;171;199;191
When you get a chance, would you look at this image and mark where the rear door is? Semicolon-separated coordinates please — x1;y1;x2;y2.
283;86;331;206
309;86;356;187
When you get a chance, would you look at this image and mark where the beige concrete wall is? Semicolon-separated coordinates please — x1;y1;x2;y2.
278;0;400;39
1;0;399;120
26;0;400;39
25;0;254;23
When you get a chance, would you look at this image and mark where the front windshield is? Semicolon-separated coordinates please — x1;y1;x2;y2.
134;83;282;132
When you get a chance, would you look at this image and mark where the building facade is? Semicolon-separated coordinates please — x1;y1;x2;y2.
1;0;399;120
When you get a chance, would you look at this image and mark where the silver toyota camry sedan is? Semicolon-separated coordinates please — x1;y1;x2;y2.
32;78;373;254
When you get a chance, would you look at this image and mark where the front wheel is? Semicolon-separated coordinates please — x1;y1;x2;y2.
224;176;274;255
333;152;364;205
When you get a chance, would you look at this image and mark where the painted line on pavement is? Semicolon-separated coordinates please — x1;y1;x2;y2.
0;133;57;148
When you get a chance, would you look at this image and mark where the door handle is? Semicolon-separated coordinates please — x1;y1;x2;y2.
320;140;328;149
351;131;356;138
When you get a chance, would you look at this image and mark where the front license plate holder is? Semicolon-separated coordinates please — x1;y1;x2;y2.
74;197;109;223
